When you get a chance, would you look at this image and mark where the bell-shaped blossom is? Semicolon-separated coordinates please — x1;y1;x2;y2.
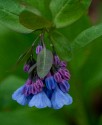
51;87;73;109
45;76;57;90
12;85;31;105
29;91;51;108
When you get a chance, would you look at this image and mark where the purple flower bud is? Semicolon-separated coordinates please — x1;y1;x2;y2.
54;55;60;65
33;83;38;94
63;72;70;80
23;64;30;72
59;61;67;67
36;79;44;88
59;68;70;80
36;45;43;54
33;83;42;94
54;72;63;83
59;81;70;93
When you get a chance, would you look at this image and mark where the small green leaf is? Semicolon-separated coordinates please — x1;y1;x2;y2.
37;48;53;78
72;23;102;49
19;10;52;30
16;47;32;66
51;31;72;61
15;35;39;69
0;0;32;33
50;0;91;28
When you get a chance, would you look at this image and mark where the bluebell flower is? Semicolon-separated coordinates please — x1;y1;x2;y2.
12;85;32;105
51;87;73;109
45;76;57;90
12;86;24;101
29;91;51;108
16;94;28;105
12;42;73;109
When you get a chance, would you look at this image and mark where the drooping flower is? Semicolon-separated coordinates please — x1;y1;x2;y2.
12;36;73;109
51;87;73;109
12;85;31;105
12;86;24;101
29;91;51;108
45;75;57;90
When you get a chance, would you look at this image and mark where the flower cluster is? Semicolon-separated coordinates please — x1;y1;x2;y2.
12;44;73;109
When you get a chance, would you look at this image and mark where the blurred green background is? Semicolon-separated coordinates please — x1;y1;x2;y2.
0;0;102;125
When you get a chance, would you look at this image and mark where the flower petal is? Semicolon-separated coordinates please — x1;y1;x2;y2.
29;91;51;108
45;76;56;90
12;86;24;100
17;94;28;105
51;87;73;109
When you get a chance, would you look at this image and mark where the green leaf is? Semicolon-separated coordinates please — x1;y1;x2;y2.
37;48;53;78
16;47;33;66
19;10;52;30
51;31;72;61
24;0;52;19
16;35;39;67
72;23;102;49
50;0;91;28
0;0;32;33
